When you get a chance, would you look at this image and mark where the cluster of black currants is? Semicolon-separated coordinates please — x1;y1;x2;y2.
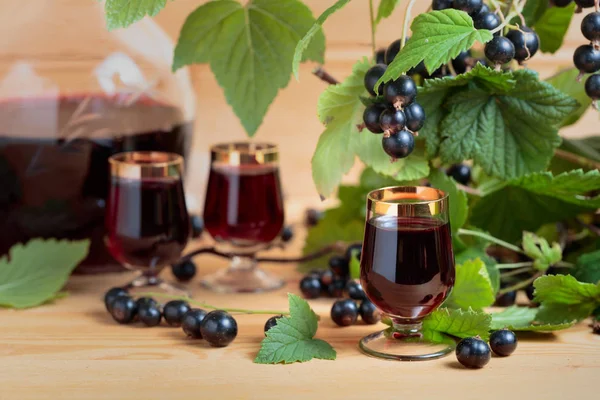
456;329;517;368
567;0;600;108
330;295;381;327
104;288;238;347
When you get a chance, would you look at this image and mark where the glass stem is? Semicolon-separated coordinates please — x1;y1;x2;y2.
391;318;423;339
229;255;258;272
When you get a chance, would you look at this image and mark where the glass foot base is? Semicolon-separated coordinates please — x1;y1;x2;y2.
359;329;456;361
201;266;284;293
123;274;191;297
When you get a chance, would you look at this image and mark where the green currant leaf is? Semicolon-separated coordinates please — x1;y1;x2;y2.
423;307;491;340
534;274;600;305
455;248;499;294
0;239;90;309
491;306;574;332
173;0;325;136
546;69;591;127
519;0;548;27
535;303;596;324
359;167;402;188
105;0;168;30
292;0;351;79
522;232;562;272
443;258;495;310
572;250;600;284
471;169;600;242
255;294;336;364
378;10;493;87
427;168;468;234
376;0;402;24
535;3;576;54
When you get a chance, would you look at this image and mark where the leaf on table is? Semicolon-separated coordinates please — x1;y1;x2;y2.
378;10;493;86
105;0;168;30
522;232;562;272
535;3;576;54
534;303;595;325
173;0;325;136
428;169;468;234
471;169;600;242
490;306;574;332
455;247;499;294
0;239;90;309
572;250;600;284
255;294;336;364
534;274;600;305
444;258;495;310
546;69;591;127
376;0;402;24
423;307;491;340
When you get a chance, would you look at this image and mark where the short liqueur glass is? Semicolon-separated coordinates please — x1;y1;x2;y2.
202;142;285;293
105;152;190;292
359;186;456;361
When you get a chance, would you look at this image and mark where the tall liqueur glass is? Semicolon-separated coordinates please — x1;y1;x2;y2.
359;186;456;361
202;142;285;293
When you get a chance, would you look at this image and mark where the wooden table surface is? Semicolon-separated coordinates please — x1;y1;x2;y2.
0;242;598;400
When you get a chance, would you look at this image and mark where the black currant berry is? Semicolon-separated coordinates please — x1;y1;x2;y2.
264;315;283;335
382;130;415;159
452;51;472;74
190;215;204;238
299;276;322;299
280;225;294;243
575;0;596;10
200;310;238;347
404;102;426;132
585;74;600;99
328;277;346;298
385;39;402;65
359;300;381;325
346;280;367;301
485;36;516;65
328;255;349;278
454;0;483;15
446;164;471;185
473;3;490;17
138;303;162;327
574;45;600;74
182;309;208;339
408;61;428;77
432;0;454;10
384;76;417;107
172;260;197;282
379;108;407;134
104;287;128;312
110;295;138;324
582;12;600;41
506;27;540;63
331;299;359;327
163;300;191;327
489;329;518;357
363;104;386;134
319;269;335;288
305;208;323;226
474;12;501;33
552;0;573;6
136;297;158;309
344;243;363;262
456;337;491;368
494;291;517;307
375;48;386;65
364;64;387;96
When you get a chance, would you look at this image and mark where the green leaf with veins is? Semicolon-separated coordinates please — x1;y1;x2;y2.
491;306;574;332
173;0;325;136
439;69;578;180
444;259;495;310
534;274;600;305
535;303;595;324
292;0;351;79
428;169;468;234
378;10;493;86
376;0;402;24
0;239;90;309
535;3;576;54
455;248;499;294
471;169;600;242
572;250;600;284
546;69;591;127
422;307;491;340
105;0;168;30
522;232;562;272
255;294;336;364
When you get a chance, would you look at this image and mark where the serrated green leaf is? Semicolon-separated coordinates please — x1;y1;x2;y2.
573;250;600;284
378;10;493;86
428;168;468;234
422;307;491;340
491;306;574;332
455;248;499;294
173;0;325;136
105;0;167;30
546;69;591;127
255;294;336;364
376;0;402;24
534;274;600;305
444;258;495;310
292;0;351;79
522;232;562;272
471;170;600;242
535;3;576;54
422;64;516;93
535;303;595;324
0;239;90;309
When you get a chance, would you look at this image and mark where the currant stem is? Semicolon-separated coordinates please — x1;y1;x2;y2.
401;0;419;49
554;149;600;171
575;217;600;237
313;67;339;85
500;266;533;278
457;228;525;254
135;292;291;316
369;0;376;56
497;262;533;270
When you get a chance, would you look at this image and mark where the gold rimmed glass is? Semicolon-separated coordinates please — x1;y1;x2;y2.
359;186;456;361
202;142;285;293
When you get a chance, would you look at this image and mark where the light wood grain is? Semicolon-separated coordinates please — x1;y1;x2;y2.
0;238;598;400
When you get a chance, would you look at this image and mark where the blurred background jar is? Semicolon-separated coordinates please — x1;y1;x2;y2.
0;1;196;273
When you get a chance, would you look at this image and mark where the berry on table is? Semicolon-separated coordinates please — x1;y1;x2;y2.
455;337;491;368
138;303;162;327
182;309;208;339
403;102;426;132
299;276;322;299
190;215;204;238
489;329;518;357
136;297;158;309
582;12;600;41
447;163;472;185
384;76;417;108
574;45;600;74
327;277;347;298
200;310;238;347
359;300;381;325
474;12;501;33
363;104;386;134
375;48;386;65
328;255;350;278
364;64;387;96
453;0;483;15
319;269;335;288
494;291;517;307
104;287;128;312
379;108;407;134
506;27;540;63
346;280;367;301
110;295;138;324
264;315;283;335
280;225;294;243
432;0;454;10
552;0;573;6
485;36;516;65
382;130;415;160
586;74;600;104
331;299;359;327
172;260;197;282
163;300;191;327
